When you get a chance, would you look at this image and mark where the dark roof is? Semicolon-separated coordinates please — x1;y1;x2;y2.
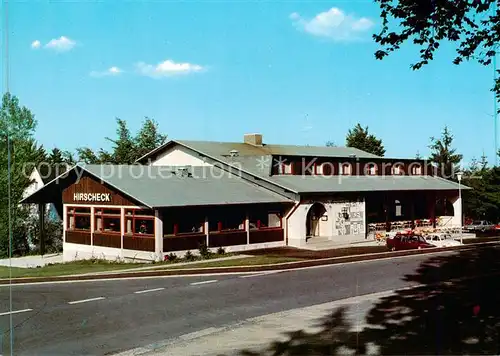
21;164;293;208
267;175;470;194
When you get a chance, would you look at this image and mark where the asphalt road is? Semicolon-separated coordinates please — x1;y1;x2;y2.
0;250;462;355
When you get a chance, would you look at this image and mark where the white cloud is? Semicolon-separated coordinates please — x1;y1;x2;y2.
90;66;122;78
290;7;374;41
136;59;204;78
31;40;41;49
44;36;76;51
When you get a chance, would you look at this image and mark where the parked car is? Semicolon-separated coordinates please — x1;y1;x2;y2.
464;220;495;232
423;233;462;248
386;233;435;251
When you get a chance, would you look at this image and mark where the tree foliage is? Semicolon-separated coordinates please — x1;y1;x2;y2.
76;117;167;164
345;123;386;156
428;126;463;178
374;0;500;112
0;93;44;256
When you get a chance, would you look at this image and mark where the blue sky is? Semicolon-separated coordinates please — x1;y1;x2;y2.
4;1;498;165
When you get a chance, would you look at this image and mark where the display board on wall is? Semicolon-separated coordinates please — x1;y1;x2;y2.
333;201;365;236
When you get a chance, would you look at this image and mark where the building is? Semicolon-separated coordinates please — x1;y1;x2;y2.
21;133;468;262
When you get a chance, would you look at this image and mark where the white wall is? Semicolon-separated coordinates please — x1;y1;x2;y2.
165;241;285;258
23;169;44;199
287;197;366;248
449;194;462;227
63;242;160;262
150;146;212;167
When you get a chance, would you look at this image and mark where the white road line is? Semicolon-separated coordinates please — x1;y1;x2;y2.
134;287;165;294
239;272;278;278
190;280;218;286
0;308;33;317
68;297;105;305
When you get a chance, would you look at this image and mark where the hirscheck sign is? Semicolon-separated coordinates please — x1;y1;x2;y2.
73;193;111;202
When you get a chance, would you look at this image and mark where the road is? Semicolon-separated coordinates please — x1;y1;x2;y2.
0;249;464;355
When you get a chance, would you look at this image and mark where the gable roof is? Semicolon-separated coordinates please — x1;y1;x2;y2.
267;175;470;194
137;139;383;164
21;164;293;208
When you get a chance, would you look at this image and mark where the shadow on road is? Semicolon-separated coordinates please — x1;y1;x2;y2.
231;246;500;355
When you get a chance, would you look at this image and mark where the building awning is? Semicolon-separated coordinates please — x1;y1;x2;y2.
20;164;293;208
267;175;470;194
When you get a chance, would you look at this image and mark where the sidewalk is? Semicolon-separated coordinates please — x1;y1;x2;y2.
115;290;398;356
0;253;63;268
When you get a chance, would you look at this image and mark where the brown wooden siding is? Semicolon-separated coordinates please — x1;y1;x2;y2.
163;233;206;252
208;230;247;247
249;229;284;244
62;175;135;206
123;236;155;252
65;230;91;245
93;232;121;248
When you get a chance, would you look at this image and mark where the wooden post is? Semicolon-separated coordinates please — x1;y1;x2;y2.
38;203;45;256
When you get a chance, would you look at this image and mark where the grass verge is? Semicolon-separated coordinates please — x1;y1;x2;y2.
152;256;305;270
0;260;149;279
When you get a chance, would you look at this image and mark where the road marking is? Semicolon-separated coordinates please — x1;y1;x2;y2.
239;271;278;278
134;287;165;294
68;297;105;305
0;308;32;316
190;280;217;286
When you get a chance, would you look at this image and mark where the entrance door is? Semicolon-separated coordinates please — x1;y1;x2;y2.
306;203;327;238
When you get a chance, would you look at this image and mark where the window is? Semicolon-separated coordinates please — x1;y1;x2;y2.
341;163;352;175
395;200;402;217
366;164;378;175
249;212;282;230
67;206;91;231
392;164;404;175
278;162;292;174
411;165;422;175
95;208;121;233
125;209;155;236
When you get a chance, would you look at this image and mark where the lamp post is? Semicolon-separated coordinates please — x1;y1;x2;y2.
457;172;463;244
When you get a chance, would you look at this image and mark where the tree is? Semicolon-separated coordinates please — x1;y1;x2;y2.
374;0;499;112
428;126;463;178
415;151;422;159
0;93;44;256
345;123;386;156
325;141;336;147
135;117;168;159
76;117;167;164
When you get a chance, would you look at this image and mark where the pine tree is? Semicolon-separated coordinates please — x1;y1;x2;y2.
428;126;463;179
345;123;386;157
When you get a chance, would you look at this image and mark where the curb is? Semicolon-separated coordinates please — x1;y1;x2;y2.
2;241;499;285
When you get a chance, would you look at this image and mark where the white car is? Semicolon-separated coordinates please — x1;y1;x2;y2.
424;234;462;248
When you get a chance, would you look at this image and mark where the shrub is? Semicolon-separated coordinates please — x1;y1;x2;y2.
198;243;212;259
165;253;177;262
217;246;225;255
184;250;196;261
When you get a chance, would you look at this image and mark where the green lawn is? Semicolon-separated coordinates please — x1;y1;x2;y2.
155;256;305;269
0;261;150;279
